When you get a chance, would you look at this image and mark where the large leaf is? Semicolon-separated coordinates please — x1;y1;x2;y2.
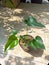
25;36;45;50
24;16;45;27
35;36;45;49
4;35;18;52
26;40;37;50
30;39;39;49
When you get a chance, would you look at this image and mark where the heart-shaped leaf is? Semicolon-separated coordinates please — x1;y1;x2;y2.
35;36;45;49
25;36;45;50
4;35;18;52
24;16;45;27
28;40;37;50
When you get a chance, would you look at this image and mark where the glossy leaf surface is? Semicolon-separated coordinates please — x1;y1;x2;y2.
24;16;45;27
4;35;18;52
25;36;45;50
35;36;45;49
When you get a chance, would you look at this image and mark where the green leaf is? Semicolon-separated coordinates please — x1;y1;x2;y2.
20;35;25;39
35;36;45;49
24;16;45;27
25;36;45;50
4;35;18;52
35;36;43;43
20;35;29;41
9;39;18;49
11;30;18;35
25;39;38;50
31;39;40;49
28;40;37;50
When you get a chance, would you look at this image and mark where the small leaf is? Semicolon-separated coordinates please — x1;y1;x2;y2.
12;30;18;35
24;16;45;27
20;35;25;39
4;35;18;52
35;36;43;43
20;35;29;40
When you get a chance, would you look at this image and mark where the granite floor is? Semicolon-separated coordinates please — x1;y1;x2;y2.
0;3;49;65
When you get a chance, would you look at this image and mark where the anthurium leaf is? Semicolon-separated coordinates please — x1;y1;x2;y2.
35;36;45;49
25;39;37;50
28;40;37;50
35;36;43;43
9;39;18;49
24;16;45;27
4;35;18;52
31;39;40;49
25;36;45;50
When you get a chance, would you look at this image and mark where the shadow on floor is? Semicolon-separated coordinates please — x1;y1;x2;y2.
0;3;49;64
22;48;44;57
5;55;35;65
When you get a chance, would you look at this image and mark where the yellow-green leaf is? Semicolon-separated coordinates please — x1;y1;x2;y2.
4;35;18;52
